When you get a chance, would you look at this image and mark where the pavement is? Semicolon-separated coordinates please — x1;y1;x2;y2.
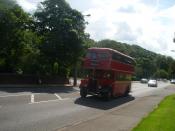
58;85;175;131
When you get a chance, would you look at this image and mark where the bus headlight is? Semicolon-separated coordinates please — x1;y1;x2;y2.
98;85;102;89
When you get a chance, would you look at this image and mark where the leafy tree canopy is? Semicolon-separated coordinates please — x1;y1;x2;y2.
34;0;88;76
0;0;16;9
0;0;41;73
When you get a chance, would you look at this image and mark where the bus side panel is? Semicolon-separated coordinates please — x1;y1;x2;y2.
111;61;134;74
112;81;131;96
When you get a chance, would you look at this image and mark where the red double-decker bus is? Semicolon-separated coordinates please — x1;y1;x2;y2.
79;47;135;100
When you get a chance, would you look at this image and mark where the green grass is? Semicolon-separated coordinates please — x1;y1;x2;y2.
132;94;175;131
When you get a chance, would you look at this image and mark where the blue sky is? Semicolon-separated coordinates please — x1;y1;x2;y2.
17;0;175;58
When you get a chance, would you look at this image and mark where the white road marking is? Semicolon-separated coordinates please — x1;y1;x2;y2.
29;98;70;104
31;94;34;103
0;93;41;98
0;93;32;98
54;93;63;100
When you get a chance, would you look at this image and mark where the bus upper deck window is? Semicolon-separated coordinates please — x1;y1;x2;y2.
91;52;97;59
86;52;97;59
98;53;109;60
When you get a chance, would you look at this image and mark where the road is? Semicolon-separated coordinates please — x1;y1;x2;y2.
0;81;171;131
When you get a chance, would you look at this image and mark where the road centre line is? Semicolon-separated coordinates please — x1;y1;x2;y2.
31;94;34;103
54;93;63;100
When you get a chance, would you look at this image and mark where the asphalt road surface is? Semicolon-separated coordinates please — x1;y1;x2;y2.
0;81;171;131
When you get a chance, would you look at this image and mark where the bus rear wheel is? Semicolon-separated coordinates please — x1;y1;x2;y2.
124;86;130;96
80;88;87;98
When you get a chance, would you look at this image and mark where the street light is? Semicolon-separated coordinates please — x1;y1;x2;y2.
83;14;91;25
73;14;91;86
84;14;91;17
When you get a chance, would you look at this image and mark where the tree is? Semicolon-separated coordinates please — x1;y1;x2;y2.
0;0;16;9
34;0;87;77
170;61;175;78
17;31;42;74
153;69;168;79
0;0;41;73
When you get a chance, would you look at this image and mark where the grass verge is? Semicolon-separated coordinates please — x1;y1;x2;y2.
132;94;175;131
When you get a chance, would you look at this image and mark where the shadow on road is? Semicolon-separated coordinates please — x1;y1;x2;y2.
0;86;77;94
74;95;135;110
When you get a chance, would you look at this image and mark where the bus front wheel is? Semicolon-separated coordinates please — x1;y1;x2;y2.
103;89;112;101
80;88;87;98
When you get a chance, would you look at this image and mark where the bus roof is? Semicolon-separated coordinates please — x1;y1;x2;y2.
88;47;135;61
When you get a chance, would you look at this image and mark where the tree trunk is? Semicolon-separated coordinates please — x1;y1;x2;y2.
73;64;77;86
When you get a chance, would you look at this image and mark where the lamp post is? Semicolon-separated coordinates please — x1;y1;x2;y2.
171;33;175;54
84;14;91;17
73;14;91;86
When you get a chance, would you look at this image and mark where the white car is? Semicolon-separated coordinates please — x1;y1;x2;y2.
148;80;157;87
170;79;175;84
140;78;148;83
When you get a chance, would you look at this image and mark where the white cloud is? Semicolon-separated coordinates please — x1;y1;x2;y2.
17;0;36;12
81;0;175;58
17;0;43;12
17;0;175;58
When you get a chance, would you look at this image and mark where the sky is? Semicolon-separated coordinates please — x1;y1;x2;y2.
16;0;175;58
